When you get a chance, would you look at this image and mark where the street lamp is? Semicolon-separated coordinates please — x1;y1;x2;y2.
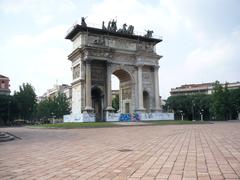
200;109;204;122
8;100;11;125
51;112;55;124
179;110;183;121
192;100;195;122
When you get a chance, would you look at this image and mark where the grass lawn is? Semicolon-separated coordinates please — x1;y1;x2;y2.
30;120;206;129
32;122;119;128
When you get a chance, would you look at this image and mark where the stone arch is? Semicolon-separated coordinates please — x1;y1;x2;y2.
111;65;135;82
112;67;134;113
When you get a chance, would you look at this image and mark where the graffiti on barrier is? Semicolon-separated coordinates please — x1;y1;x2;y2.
119;113;141;121
144;113;153;119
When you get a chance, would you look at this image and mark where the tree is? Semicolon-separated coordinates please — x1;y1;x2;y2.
0;95;18;126
211;81;228;120
166;95;192;120
112;95;119;112
223;83;232;120
166;94;212;120
14;83;37;121
54;92;71;118
229;88;240;119
37;98;53;121
198;94;212;120
37;93;70;121
167;80;240;121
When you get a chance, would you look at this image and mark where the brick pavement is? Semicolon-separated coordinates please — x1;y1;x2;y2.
0;122;240;180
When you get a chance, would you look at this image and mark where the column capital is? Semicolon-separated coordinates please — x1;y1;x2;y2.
137;64;144;68
154;65;160;70
107;61;112;67
85;59;92;64
83;50;89;60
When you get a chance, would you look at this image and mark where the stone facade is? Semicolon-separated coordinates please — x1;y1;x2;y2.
65;23;167;122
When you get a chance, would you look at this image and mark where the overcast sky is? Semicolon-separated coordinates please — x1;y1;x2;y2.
1;0;239;99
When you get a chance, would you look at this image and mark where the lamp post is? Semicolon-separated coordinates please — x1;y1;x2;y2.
179;110;183;121
200;109;204;122
192;100;195;122
8;100;11;125
51;112;55;124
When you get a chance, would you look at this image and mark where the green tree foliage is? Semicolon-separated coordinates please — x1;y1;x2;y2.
197;94;212;120
212;82;240;120
167;95;191;119
0;95;18;125
229;88;240;119
14;83;37;121
112;95;119;112
37;98;53;120
54;93;71;118
37;93;70;120
166;94;212;120
167;81;240;121
211;81;225;120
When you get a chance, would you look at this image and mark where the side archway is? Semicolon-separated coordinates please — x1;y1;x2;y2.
91;86;104;121
143;90;150;113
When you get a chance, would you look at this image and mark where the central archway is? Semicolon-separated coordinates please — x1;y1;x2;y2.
112;69;133;114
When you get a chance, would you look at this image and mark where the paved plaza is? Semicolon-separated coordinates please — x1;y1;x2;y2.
1;122;240;180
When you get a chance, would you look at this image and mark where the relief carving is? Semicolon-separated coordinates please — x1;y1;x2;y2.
137;42;154;52
143;72;150;80
92;69;104;81
143;71;153;85
73;65;80;79
122;88;131;100
93;36;105;46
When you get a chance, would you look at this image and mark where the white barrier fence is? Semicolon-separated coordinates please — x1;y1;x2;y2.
141;112;174;121
64;112;174;122
64;112;95;123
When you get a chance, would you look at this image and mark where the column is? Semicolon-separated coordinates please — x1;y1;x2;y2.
84;60;93;111
137;65;144;110
154;65;161;111
106;62;114;111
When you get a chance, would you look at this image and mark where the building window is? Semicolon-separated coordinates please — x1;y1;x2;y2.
1;81;5;89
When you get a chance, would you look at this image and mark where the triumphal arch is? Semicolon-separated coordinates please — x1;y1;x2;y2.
64;18;173;122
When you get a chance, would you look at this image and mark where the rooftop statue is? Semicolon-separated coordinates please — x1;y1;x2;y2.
107;19;117;32
78;17;151;38
117;23;134;35
102;21;107;30
144;30;153;38
117;23;127;33
81;17;87;27
127;25;134;35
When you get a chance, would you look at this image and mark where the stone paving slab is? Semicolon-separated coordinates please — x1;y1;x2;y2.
0;122;240;179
